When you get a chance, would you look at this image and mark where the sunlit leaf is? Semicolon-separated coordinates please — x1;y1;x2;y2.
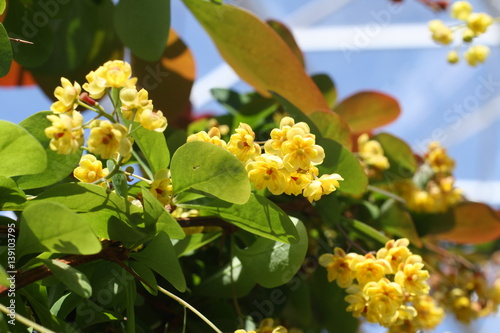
141;187;185;239
40;259;92;298
374;132;417;177
334;91;400;133
267;19;305;67
17;201;102;258
132;126;170;175
0;120;46;178
0;23;12;77
114;0;170;62
438;202;500;244
0;176;26;209
183;0;328;113
171;141;251;205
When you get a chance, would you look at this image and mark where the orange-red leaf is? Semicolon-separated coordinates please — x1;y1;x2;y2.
334;91;400;133
438;202;500;244
266;19;305;67
132;29;195;128
0;60;35;86
182;0;328;114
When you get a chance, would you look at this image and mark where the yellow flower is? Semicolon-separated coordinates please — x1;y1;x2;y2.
302;174;343;203
119;88;153;121
140;109;168;132
462;28;475;42
394;255;430;295
245;154;288;195
464;45;490;66
281;133;324;172
376;238;412;273
256;318;288;333
150;169;173;206
284;166;317;196
447;50;459;64
350;254;392;286
227;123;261;162
451;1;473;20
50;77;81;114
429;20;453;45
83;60;137;99
87;120;132;159
73;154;108;183
357;133;390;171
425;142;455;173
345;285;367;318
467;13;493;35
364;278;404;326
319;247;356;288
187;127;227;148
412;295;445;329
45;111;84;154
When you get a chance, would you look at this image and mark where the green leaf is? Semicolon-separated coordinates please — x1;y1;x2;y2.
317;138;367;196
0;1;6;15
0;265;8;287
129;260;158;295
114;0;170;62
211;88;249;116
130;232;186;292
0;23;12;77
106;160;128;198
17;201;102;258
132;126;170;175
16;111;81;190
235;218;307;288
334;91;400;133
380;199;422;247
182;0;328;114
194;256;255;298
40;259;92;298
0;120;47;178
141;187;185;239
312;73;337;108
171;141;251;204
374;132;417;177
51;292;84;320
179;193;299;244
0;176;26;209
173;231;222;257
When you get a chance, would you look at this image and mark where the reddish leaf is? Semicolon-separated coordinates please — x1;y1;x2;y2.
438;202;500;244
334;91;400;133
182;0;328;114
132;28;195;128
266;19;305;67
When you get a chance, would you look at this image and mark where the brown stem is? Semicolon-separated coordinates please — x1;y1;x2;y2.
0;241;129;298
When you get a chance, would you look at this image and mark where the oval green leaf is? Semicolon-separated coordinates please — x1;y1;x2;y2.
334;91;400;133
312;73;337;108
0;120;47;178
41;259;92;298
114;0;170;62
17;201;102;258
235;217;308;288
131;126;170;175
380;199;422;247
141;187;185;239
16;111;81;190
266;19;305;67
374;132;417;177
0;176;26;209
130;231;186;292
170;141;251;205
183;0;328;114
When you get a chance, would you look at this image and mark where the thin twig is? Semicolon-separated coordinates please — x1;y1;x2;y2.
0;303;55;333
335;223;368;254
8;37;33;45
157;286;223;333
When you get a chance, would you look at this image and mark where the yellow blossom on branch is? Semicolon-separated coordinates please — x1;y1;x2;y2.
45;111;84;154
429;20;454;45
187;127;227;148
364;278;405;327
302;173;343;203
464;44;490;66
140;109;168;132
120;87;153;121
73;154;108;184
51;77;81;114
83;60;137;99
451;1;473;21
227;123;261;162
87;120;132;160
319;247;356;288
245;154;288;195
150;169;173;206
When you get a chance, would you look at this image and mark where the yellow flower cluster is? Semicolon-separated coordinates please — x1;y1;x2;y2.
188;117;343;202
234;318;288;333
357;133;390;178
47;60;168;157
396;142;462;214
319;239;443;330
149;169;174;206
429;1;494;66
73;154;108;186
